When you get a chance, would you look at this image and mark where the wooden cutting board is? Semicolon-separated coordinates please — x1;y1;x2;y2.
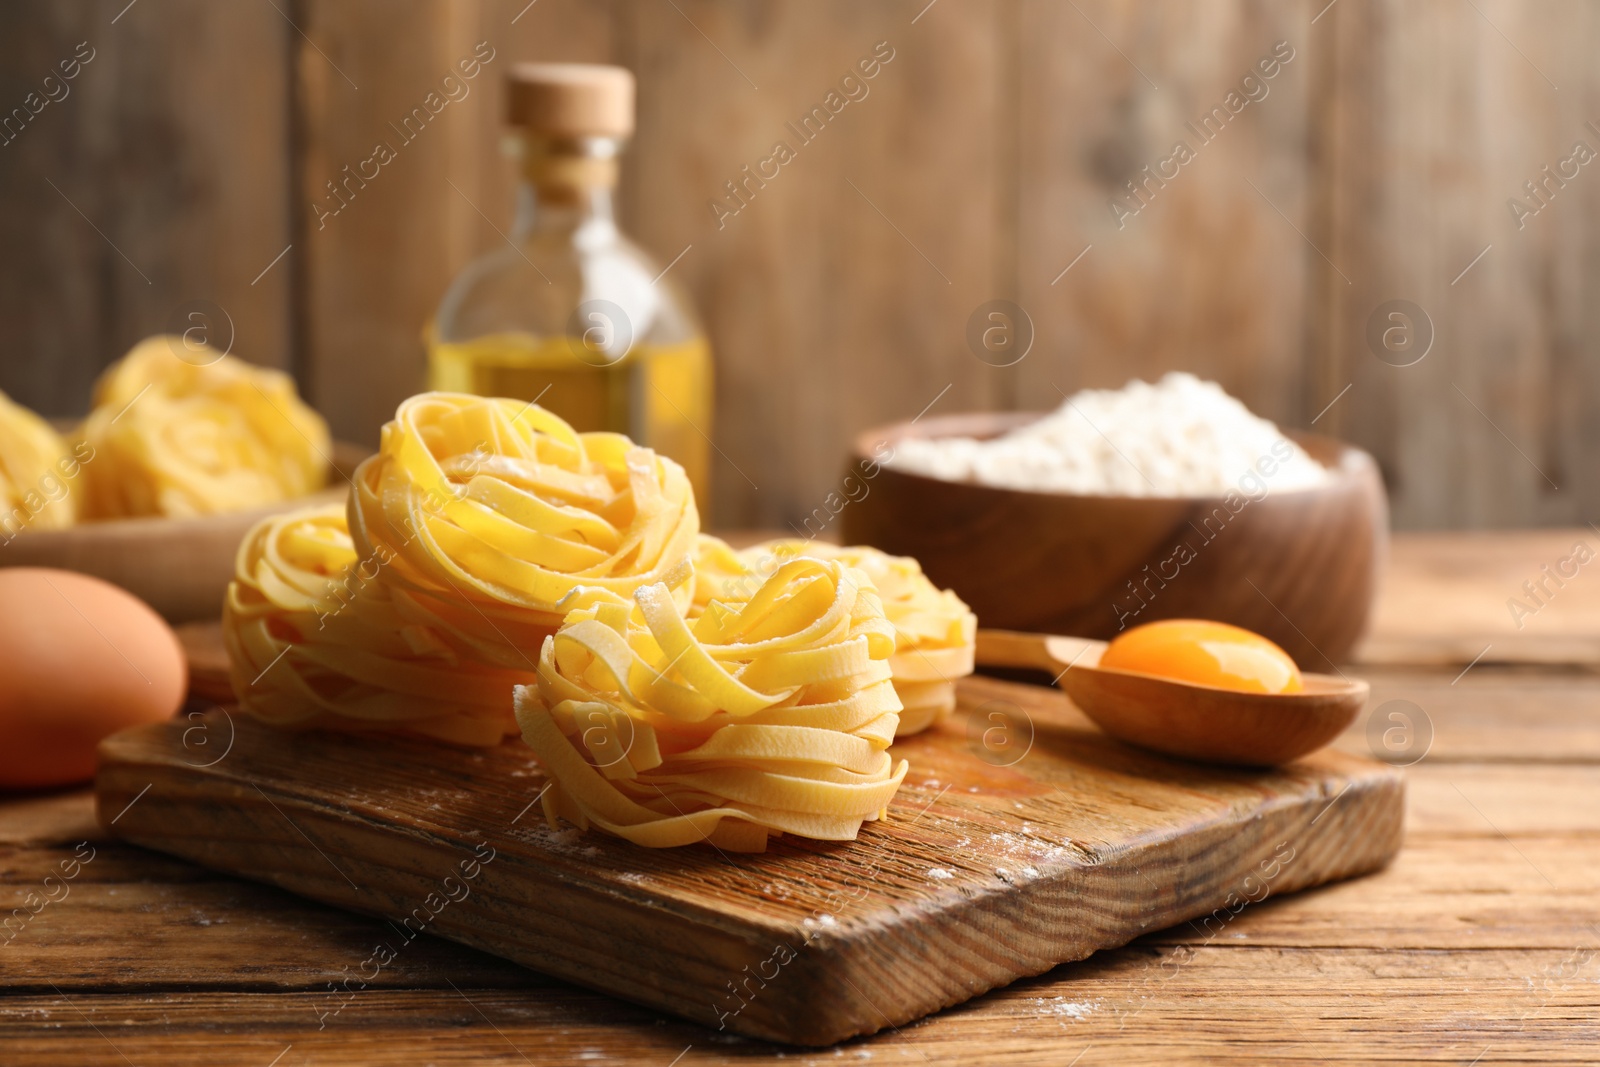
96;676;1404;1046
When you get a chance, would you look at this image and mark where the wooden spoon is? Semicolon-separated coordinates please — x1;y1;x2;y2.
974;629;1369;767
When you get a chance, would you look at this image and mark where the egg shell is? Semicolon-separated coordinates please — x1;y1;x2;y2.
0;567;186;789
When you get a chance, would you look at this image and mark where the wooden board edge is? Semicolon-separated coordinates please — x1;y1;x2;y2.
93;743;804;1036
750;764;1406;1044
94;728;1406;1046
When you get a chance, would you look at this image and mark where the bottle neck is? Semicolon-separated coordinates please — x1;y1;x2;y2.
510;134;622;239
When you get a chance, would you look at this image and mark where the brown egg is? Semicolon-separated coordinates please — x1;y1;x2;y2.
0;567;186;789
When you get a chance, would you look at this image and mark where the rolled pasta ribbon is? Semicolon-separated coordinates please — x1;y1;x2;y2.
689;530;757;610
696;536;977;735
79;336;330;518
347;392;699;666
515;556;909;852
223;502;525;746
0;390;78;533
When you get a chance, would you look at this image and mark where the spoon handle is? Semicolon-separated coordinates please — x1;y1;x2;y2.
975;629;1107;674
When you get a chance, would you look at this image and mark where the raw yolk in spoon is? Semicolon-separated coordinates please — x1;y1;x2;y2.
1099;619;1304;694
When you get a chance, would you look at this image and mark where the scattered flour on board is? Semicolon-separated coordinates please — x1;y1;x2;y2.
926;867;955;881
888;373;1329;497
986;829;1071;870
1033;996;1101;1021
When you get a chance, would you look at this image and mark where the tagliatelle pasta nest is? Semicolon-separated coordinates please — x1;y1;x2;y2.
217;390;969;855
514;556;909;852
694;536;977;734
0;390;78;531
346;393;700;666
689;531;752;612
79;336;331;519
223;502;527;746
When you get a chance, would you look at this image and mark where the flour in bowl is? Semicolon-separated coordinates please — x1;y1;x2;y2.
888;373;1329;496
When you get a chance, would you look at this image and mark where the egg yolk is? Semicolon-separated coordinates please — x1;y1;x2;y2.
1099;619;1304;694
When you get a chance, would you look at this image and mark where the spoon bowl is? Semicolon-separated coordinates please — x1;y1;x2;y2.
975;630;1368;767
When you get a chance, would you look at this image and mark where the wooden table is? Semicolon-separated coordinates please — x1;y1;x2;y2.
6;530;1600;1065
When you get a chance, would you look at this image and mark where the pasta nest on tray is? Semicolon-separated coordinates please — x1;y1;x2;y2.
346;392;700;669
695;536;977;735
0;389;78;530
78;336;331;519
515;556;909;852
223;502;527;746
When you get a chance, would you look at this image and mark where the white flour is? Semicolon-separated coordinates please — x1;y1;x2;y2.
889;373;1329;497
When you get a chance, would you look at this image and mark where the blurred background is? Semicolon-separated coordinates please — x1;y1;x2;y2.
0;0;1593;531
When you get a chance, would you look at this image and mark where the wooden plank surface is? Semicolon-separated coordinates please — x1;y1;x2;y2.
1345;664;1600;762
1357;529;1600;666
7;818;1594;994
294;0;614;448
0;0;293;414
3;615;1598;1061
4;815;1599;1066
1015;0;1313;430
621;1;1010;528
4;3;1600;530
1310;0;1600;530
6;942;1600;1067
289;0;1012;529
92;678;1402;1046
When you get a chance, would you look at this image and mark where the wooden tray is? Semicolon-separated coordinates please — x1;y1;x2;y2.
2;441;369;624
96;677;1404;1046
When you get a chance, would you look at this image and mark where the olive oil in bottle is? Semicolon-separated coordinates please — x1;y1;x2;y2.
427;63;713;505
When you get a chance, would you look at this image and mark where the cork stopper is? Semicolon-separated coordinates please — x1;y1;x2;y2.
507;63;635;139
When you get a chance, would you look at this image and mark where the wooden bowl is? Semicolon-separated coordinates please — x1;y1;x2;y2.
839;413;1388;670
0;442;369;624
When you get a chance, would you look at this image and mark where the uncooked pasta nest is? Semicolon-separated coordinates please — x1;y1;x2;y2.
79;336;331;518
514;556;909;852
219;390;970;854
696;536;976;734
689;530;752;611
347;392;699;667
223;502;526;746
0;390;78;532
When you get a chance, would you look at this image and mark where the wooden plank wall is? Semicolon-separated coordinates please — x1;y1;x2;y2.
0;0;1594;531
1311;0;1600;528
0;0;294;397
